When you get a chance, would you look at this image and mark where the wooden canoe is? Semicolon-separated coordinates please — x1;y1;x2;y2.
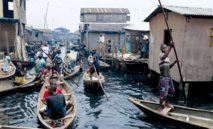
99;60;110;71
0;75;38;94
0;125;41;129
37;78;77;129
83;71;105;90
63;65;81;80
11;59;35;67
0;60;16;80
129;98;213;129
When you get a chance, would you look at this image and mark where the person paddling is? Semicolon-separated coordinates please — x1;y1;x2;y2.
158;41;178;112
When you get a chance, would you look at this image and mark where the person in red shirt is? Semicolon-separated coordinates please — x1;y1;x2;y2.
41;86;62;105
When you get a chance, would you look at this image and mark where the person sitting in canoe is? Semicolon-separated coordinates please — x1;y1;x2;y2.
53;50;63;75
90;49;100;80
2;52;11;72
44;63;53;77
158;41;178;112
76;49;82;66
36;68;45;84
35;55;46;74
39;84;73;127
65;50;74;73
14;62;27;85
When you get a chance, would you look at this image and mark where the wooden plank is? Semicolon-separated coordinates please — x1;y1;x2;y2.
161;107;172;115
56;81;64;85
0;125;41;129
64;94;71;96
44;115;73;122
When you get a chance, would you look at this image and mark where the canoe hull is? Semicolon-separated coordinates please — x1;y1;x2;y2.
11;60;35;67
83;72;105;91
37;78;77;129
63;65;81;80
129;98;212;129
0;75;39;94
0;60;16;80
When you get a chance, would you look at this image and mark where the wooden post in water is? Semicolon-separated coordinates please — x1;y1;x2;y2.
5;31;9;54
122;45;124;60
111;40;114;69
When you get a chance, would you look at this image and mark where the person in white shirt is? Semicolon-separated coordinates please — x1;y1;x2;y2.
99;33;105;43
41;42;50;61
98;33;105;56
3;52;11;72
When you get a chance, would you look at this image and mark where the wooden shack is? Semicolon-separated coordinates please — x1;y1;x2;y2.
144;5;213;83
0;0;26;54
79;8;130;52
123;22;150;54
25;26;43;43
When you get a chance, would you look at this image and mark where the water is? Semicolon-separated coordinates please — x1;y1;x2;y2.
0;47;213;128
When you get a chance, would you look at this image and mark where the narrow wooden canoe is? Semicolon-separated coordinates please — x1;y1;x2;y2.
0;60;16;80
11;59;35;67
0;125;41;129
63;65;81;80
37;78;77;129
99;60;110;71
129;98;213;129
83;71;105;90
0;75;38;94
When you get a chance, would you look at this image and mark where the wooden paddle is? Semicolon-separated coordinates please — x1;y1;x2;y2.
158;0;186;100
63;70;79;87
93;64;108;101
33;42;79;87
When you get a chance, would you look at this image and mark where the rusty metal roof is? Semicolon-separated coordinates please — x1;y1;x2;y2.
144;5;213;22
81;8;130;14
123;22;149;32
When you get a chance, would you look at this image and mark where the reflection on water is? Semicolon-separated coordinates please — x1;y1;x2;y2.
0;47;213;129
0;88;41;128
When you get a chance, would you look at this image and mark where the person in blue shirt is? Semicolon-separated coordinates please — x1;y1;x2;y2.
90;49;100;80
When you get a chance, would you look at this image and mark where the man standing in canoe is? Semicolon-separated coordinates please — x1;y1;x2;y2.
158;41;178;112
90;49;100;80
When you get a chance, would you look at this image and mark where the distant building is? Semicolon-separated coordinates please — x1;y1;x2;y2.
25;26;43;43
68;32;80;44
36;29;53;42
54;27;70;34
144;5;213;82
0;0;26;52
79;8;130;52
123;22;150;54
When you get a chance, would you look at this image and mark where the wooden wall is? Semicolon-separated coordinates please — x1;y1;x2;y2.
81;14;129;23
0;22;15;51
149;12;213;82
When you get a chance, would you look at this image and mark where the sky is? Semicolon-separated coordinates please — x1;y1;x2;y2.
26;0;213;32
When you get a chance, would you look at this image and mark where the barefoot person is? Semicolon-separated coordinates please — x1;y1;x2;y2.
158;41;178;112
90;49;100;80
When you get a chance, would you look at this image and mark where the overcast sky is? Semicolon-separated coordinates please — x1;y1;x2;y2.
26;0;213;32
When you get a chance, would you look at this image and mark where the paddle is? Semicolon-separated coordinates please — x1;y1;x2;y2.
92;64;108;101
33;42;79;87
63;69;79;87
158;0;186;102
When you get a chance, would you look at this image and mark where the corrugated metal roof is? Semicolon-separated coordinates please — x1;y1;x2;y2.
123;22;149;31
144;5;213;22
81;8;130;14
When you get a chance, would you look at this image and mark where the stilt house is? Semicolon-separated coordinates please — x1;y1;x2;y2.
144;6;213;82
79;8;130;52
0;0;26;59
